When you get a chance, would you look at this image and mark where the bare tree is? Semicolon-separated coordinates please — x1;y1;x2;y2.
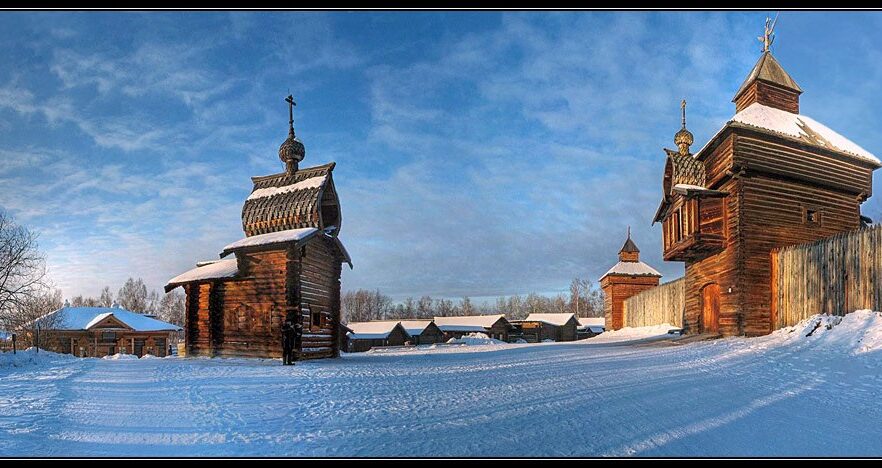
116;277;149;312
98;286;114;307
15;287;63;351
0;212;49;333
157;290;186;326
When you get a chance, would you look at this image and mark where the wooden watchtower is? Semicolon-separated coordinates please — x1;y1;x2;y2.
653;28;880;336
600;231;662;330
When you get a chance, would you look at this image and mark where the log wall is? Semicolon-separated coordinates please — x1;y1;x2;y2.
623;277;685;328
771;224;882;328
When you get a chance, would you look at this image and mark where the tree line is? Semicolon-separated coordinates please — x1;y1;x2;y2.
342;278;604;323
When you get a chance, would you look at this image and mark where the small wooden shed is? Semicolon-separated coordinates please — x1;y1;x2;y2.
518;313;581;342
397;320;444;345
433;314;512;342
345;321;410;353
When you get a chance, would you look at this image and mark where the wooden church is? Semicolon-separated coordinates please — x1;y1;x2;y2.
165;96;352;359
652;30;880;336
600;231;662;330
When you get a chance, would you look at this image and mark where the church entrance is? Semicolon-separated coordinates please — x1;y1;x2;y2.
701;283;720;334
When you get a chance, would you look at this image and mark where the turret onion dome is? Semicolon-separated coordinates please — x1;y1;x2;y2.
279;128;305;165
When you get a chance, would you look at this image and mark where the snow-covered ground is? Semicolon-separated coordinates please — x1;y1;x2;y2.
2;311;882;456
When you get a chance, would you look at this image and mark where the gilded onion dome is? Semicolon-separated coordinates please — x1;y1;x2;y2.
675;99;693;155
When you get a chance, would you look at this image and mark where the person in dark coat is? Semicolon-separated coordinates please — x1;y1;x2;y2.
291;319;303;363
281;320;295;365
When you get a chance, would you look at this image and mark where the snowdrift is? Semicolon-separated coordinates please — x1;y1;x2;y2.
102;353;139;360
446;332;505;346
765;310;882;355
0;347;78;368
585;323;680;343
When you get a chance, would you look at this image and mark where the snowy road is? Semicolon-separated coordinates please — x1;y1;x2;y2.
2;313;882;457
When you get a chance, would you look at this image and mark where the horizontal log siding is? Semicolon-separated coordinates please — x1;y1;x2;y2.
740;173;862;335
298;236;343;359
772;224;882;328
212;249;289;358
623;277;686;328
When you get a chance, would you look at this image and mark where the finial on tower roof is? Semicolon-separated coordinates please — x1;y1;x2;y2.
758;13;779;53
674;99;694;156
279;92;305;175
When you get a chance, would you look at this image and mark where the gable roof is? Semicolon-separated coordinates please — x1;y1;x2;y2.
346;321;409;340
241;162;338;237
733;51;802;101
433;314;507;332
696;103;880;167
600;261;663;280
33;307;182;332
524;313;579;327
165;258;239;292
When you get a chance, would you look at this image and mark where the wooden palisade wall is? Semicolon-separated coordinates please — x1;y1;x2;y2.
771;224;882;329
623;277;685;328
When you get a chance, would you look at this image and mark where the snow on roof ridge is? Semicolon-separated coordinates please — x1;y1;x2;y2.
165;258;239;290
246;175;327;201
35;306;182;332
524;313;579;326
600;260;663;280
220;227;319;257
706;103;880;165
433;314;506;329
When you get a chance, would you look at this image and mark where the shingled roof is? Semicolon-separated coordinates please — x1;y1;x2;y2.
733;51;802;102
241;162;341;237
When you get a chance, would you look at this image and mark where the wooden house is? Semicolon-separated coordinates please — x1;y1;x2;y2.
517;313;581;342
397;320;444;345
576;317;606;339
652;47;880;336
600;232;663;330
433;315;512;342
345;321;410;353
165;96;352;359
29;304;181;357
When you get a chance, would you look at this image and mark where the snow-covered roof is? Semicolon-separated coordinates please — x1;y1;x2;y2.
524;313;579;327
34;307;182;332
579;317;605;328
396;320;436;336
165;258;239;291
697;103;879;166
246;175;327;201
433;315;506;332
601;261;663;279
672;184;727;197
221;227;319;257
346;321;408;340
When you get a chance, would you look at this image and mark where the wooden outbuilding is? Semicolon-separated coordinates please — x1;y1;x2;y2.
576;317;606;339
433;314;512;342
397;320;444;345
28;304;181;357
652;43;880;336
165;96;352;359
600;232;663;330
517;313;581;342
345;321;410;353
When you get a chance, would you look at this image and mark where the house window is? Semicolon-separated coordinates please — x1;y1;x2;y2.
100;332;116;343
312;310;323;329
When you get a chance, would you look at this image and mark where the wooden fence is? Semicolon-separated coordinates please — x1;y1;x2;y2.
771;224;882;328
623;277;685;328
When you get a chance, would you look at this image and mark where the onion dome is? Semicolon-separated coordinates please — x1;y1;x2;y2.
279;94;305;174
675;99;693;155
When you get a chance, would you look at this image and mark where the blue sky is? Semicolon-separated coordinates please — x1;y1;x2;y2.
3;11;882;302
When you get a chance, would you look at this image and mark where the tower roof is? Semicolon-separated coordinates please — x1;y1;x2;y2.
732;51;802;102
620;236;639;253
